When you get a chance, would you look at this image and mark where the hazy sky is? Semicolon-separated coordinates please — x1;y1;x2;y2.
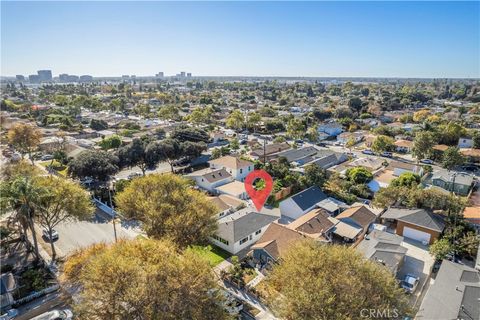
1;1;479;78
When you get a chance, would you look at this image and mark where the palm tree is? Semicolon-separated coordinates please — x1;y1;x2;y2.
0;176;45;260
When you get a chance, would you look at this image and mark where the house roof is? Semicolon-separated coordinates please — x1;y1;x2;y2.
287;186;328;211
382;208;445;232
209;155;253;169
336;205;377;229
202;168;232;183
252;222;305;260
460;148;480;157
251;143;291;157
276;146;318;163
287;208;335;238
347;157;385;171
216;181;246;196
218;208;278;243
356;230;407;273
394;139;413;148
329;218;362;239
418;260;480;320
386;160;419;172
433;144;449;151
463;207;480;220
431;169;474;187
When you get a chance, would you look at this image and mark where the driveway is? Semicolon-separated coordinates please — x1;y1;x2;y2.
398;239;435;306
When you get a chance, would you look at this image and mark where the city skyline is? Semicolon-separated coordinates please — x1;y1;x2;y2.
1;1;479;78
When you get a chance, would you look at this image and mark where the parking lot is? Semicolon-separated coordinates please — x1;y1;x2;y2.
397;239;435;306
36;211;141;258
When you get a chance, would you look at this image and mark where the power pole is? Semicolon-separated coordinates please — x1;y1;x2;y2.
108;183;118;243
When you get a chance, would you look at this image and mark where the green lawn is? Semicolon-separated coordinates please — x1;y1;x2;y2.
39;160;68;177
187;244;231;266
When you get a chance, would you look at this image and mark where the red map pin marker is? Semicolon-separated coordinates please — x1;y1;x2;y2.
244;169;273;212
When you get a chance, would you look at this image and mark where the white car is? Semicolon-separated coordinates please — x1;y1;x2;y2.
420;159;434;164
42;229;59;241
31;309;73;320
401;274;419;293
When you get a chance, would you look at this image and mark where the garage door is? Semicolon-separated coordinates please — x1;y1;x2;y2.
403;226;431;244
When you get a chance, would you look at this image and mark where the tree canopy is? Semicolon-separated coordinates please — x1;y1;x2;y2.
115;174;217;248
68;150;119;182
265;240;411;320
62;239;228;320
7;123;42;163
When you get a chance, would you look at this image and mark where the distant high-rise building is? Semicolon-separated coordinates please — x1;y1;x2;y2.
156;72;164;78
180;72;186;77
59;74;69;82
37;70;52;82
187;73;192;77
67;75;79;82
16;75;25;81
28;74;40;83
122;75;130;79
79;75;93;82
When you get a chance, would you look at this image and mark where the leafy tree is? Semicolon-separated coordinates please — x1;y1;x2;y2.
211;148;222;159
62;239;228;320
0;175;44;259
226;110;245;131
89;119;108;131
180;141;207;159
305;126;319;143
116;174;217;248
286;118;305;139
98;135;122;150
149;139;182;172
438;122;467;146
413;109;430;123
412;131;437;160
442;147;464;170
303;164;326;188
187;107;209;125
391;172;420;188
35;177;94;260
312;109;332;121
170;126;210;143
247;112;262;133
117;138;157;175
334;107;353;119
68;150;119;182
348;97;363;113
265;240;411;319
346;167;373;184
158;105;180;121
7;123;42;164
371;135;395;153
429;238;454;260
229;138;240;150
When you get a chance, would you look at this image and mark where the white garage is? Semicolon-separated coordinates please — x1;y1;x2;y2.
403;226;431;244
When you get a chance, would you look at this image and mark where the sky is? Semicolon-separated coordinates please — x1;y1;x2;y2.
1;1;479;78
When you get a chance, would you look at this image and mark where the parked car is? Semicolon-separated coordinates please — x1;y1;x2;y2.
362;149;374;155
420;159;434;164
0;309;18;320
239;139;247;145
401;274;419;293
127;172;142;180
295;139;304;145
31;309;73;320
42;229;59;242
381;151;393;158
40;154;54;161
461;165;478;172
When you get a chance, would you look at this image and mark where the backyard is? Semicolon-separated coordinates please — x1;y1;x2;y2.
187;244;231;266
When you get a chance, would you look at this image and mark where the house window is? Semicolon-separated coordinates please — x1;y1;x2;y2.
255;229;261;235
240;168;243;174
212;235;229;245
239;237;249;245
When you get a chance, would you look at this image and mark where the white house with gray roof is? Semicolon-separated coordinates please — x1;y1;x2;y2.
210;208;278;254
187;168;233;192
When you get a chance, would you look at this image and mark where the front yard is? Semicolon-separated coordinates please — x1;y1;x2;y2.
39;160;68;177
187;245;231;266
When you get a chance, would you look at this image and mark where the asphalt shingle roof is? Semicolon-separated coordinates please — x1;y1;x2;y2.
382;208;445;232
289;186;328;211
